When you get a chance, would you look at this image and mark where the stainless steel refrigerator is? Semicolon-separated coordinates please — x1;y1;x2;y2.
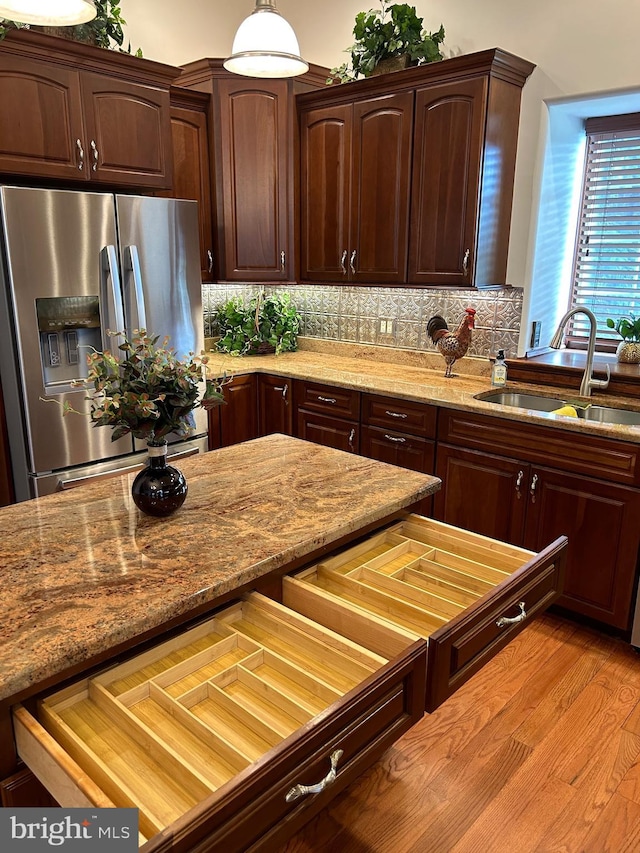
0;186;208;500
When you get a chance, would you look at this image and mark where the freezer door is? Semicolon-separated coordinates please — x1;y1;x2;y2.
115;195;207;441
0;186;133;481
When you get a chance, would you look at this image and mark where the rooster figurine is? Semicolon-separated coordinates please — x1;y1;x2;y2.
427;307;476;377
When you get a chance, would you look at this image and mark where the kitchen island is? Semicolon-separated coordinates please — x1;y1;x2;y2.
0;434;439;772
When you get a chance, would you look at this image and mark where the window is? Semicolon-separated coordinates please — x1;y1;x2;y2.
566;113;640;349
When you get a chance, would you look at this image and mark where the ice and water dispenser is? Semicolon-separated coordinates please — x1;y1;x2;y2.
36;296;102;390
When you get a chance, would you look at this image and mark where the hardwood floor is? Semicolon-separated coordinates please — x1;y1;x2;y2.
282;615;640;852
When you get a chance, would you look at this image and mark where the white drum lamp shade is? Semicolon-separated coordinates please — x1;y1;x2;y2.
224;0;308;79
0;0;96;25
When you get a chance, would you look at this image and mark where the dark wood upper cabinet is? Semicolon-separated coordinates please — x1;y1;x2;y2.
0;29;179;189
178;60;328;283
297;48;535;288
300;92;413;283
408;77;486;286
159;87;214;282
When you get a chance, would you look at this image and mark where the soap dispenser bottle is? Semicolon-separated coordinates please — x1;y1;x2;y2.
491;350;508;387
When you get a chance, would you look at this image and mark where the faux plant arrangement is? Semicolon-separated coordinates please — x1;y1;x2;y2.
329;1;445;83
57;329;227;446
606;312;640;364
1;1;141;54
215;292;300;356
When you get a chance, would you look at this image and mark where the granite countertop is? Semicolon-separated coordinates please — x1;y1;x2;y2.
205;338;640;445
0;434;439;703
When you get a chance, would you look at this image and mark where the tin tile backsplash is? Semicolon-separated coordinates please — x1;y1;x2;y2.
203;283;523;361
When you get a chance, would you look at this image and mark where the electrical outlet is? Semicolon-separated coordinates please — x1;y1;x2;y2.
379;319;394;334
530;320;541;349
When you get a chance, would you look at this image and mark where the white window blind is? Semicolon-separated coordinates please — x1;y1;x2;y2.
567;113;640;348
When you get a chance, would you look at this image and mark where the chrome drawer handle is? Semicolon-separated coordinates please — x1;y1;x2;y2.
281;249;286;271
496;601;527;628
207;249;213;274
384;434;406;443
340;249;347;274
317;396;336;404
285;749;343;802
384;410;408;419
462;247;470;275
76;138;84;170
350;249;357;274
515;469;524;498
348;428;355;450
90;139;99;171
530;473;539;503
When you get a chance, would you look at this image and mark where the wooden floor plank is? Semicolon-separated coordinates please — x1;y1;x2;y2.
282;617;640;853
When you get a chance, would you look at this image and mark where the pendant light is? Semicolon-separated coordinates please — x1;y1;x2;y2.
0;0;96;25
224;0;308;79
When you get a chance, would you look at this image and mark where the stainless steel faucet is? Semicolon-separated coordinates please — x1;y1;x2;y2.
550;306;610;397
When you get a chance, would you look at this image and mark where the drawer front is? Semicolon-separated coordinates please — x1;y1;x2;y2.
13;594;425;852
296;410;359;454
438;408;640;487
427;535;567;711
362;394;437;437
294;380;360;420
284;515;568;714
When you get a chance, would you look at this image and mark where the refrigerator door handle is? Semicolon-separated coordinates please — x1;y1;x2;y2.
100;245;126;346
123;244;148;334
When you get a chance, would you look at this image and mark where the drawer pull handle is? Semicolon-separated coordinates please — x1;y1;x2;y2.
515;469;524;498
384;410;408;419
496;601;527;628
76;138;84;170
274;383;289;401
384;434;406;443
340;249;347;274
285;749;344;802
317;396;336;404
463;247;470;275
350;249;357;275
530;473;539;503
348;428;355;450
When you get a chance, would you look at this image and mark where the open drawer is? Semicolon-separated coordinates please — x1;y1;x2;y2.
283;514;568;711
12;515;567;851
13;593;427;853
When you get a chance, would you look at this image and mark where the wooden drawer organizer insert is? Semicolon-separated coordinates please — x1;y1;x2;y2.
15;594;401;845
284;515;566;710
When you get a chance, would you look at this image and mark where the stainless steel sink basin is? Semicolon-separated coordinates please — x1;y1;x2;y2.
577;406;640;426
475;390;640;426
475;391;566;412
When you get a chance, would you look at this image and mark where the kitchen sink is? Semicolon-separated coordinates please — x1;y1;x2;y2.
475;391;566;412
475;390;640;426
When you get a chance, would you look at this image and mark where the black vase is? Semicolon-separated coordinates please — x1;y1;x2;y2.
132;444;187;517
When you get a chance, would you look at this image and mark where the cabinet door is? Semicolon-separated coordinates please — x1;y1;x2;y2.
0;55;85;180
299;103;351;282
350;92;413;283
360;425;434;515
296;410;359;454
219;373;259;448
163;99;214;282
258;375;293;437
80;73;172;188
408;77;486;285
523;466;640;630
433;444;528;545
218;80;291;281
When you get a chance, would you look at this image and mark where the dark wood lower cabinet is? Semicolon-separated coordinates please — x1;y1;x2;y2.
435;440;640;631
0;767;57;807
360;425;434;516
209;373;259;449
258;374;293;436
296;410;359;453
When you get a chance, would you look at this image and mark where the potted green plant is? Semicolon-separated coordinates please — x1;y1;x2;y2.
329;1;445;83
215;292;300;356
606;313;640;363
44;329;228;515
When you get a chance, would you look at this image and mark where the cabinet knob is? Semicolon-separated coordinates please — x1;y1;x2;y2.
76;138;84;170
285;749;343;802
90;139;99;172
350;249;357;275
340;249;347;275
496;600;528;629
